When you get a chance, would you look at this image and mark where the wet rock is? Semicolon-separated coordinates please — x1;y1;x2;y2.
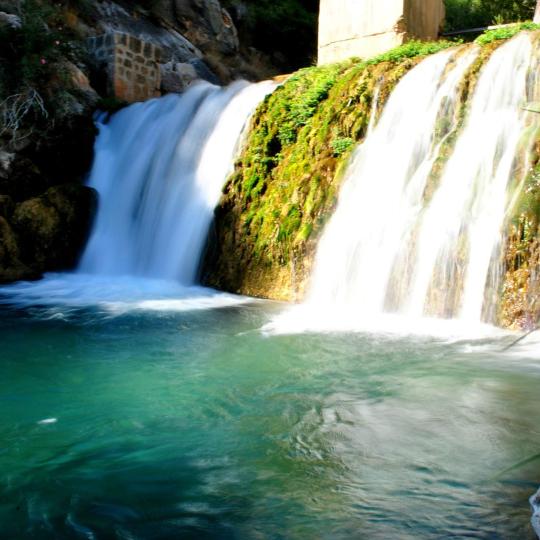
160;61;199;93
0;195;14;220
532;488;540;539
12;184;97;271
0;216;36;283
0;11;21;29
189;58;220;84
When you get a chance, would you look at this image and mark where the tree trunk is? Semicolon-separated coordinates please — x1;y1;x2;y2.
535;0;540;23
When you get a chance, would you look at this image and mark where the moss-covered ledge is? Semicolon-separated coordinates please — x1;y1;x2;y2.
202;29;540;305
201;42;460;300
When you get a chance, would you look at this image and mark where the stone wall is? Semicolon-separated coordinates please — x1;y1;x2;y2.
318;0;445;64
87;33;162;103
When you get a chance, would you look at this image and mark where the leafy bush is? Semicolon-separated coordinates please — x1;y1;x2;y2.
0;0;89;141
444;0;537;32
0;0;78;98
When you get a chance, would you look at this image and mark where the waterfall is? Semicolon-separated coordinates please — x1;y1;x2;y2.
408;34;538;322
80;80;274;284
267;34;540;335
308;46;479;314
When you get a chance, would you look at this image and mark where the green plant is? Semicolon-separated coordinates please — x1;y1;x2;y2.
444;0;537;32
363;40;459;65
330;137;354;156
475;22;540;45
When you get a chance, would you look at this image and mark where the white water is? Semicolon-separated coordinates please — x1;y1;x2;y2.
80;80;274;284
310;47;478;311
268;35;540;336
0;273;250;317
408;34;538;322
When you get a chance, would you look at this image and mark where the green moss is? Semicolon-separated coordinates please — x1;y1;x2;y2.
475;22;540;45
330;137;355;157
362;40;460;64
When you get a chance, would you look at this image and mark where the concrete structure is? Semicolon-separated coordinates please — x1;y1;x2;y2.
87;33;162;103
318;0;445;65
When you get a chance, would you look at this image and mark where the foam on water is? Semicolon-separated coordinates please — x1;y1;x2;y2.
262;303;508;341
0;273;251;316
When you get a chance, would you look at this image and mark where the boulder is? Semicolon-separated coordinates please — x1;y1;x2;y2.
532;488;540;539
160;61;199;93
12;184;97;271
0;151;47;202
0;194;14;220
0;11;21;29
0;216;36;283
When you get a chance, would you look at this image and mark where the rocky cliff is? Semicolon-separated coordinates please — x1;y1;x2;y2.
0;0;297;282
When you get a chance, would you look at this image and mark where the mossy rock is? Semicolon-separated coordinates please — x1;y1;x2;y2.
202;41;475;301
0;216;37;283
12;183;97;272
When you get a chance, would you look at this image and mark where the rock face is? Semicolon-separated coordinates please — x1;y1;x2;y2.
0;0;279;284
12;184;97;272
532;488;540;539
318;0;445;64
85;0;265;95
0;185;96;282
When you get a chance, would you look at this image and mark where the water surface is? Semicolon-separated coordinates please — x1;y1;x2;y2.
0;279;539;539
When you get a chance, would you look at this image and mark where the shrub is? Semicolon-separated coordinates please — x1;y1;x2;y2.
444;0;537;32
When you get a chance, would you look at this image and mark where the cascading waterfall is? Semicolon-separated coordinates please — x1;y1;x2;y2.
308;46;479;314
0;80;274;312
268;33;540;334
408;33;540;322
80;80;274;284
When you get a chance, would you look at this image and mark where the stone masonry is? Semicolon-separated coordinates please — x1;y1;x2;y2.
318;0;445;64
87;33;162;103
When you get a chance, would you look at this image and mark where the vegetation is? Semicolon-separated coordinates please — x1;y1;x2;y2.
363;40;459;64
475;21;540;44
222;0;318;72
0;0;88;140
444;0;537;32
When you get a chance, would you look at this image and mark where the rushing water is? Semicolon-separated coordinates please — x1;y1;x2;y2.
0;301;539;539
81;80;274;283
300;34;540;329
